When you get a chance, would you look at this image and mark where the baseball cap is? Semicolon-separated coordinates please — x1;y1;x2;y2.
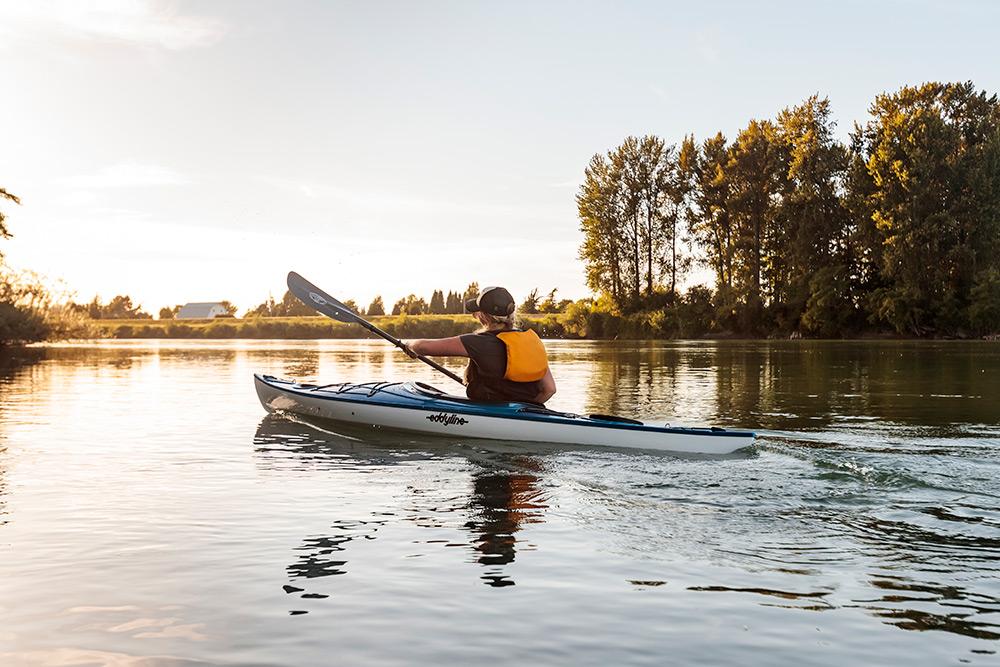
464;286;515;316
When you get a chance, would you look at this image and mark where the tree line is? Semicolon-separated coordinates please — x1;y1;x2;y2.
243;283;571;318
578;81;1000;337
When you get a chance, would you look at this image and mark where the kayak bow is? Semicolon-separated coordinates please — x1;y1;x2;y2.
254;374;755;455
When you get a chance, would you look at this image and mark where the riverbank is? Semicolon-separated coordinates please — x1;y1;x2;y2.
62;313;999;341
85;313;577;340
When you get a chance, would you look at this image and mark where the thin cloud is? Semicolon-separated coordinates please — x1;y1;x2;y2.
265;177;567;223
649;84;670;103
64;162;190;188
694;28;722;64
0;0;226;50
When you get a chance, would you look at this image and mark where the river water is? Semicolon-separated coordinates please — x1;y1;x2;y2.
1;340;998;666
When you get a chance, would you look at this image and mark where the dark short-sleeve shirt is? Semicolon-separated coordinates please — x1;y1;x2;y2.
459;333;507;378
459;331;543;403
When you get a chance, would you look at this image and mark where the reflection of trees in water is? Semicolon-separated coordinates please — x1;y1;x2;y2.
863;575;1000;640
705;500;1000;640
253;416;549;609
283;348;320;379
714;341;1000;430
0;347;48;525
582;343;686;418
582;341;1000;431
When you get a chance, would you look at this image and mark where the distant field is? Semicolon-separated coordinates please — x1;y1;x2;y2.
86;313;577;339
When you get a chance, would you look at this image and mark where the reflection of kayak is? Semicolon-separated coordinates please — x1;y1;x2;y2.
254;374;755;455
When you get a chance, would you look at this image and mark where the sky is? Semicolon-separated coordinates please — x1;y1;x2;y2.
1;0;998;314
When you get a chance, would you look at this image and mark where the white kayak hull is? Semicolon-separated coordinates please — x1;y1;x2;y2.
254;374;756;455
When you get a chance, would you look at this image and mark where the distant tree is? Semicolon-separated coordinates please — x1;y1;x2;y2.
219;300;238;316
74;295;151;319
392;294;427;315
0;187;21;255
445;290;462;314
278;290;317;316
341;299;360;314
538;288;562;313
107;295;151;319
520;288;540;314
429;289;445;314
367;295;385;316
245;295;277;318
462;283;480;310
159;307;175;320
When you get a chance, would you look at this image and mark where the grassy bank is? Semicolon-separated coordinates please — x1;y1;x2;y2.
75;310;991;341
89;313;577;339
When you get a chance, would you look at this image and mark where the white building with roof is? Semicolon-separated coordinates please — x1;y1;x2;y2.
176;302;229;319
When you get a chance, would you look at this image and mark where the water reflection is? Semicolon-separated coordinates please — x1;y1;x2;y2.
287;518;383;581
571;340;1000;433
283;347;321;379
253;415;549;605
466;465;546;587
0;347;48;525
863;575;1000;640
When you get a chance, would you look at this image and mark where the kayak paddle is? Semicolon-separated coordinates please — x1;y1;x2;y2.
286;271;465;385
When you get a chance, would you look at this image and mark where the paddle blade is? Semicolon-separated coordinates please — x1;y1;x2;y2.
286;271;360;324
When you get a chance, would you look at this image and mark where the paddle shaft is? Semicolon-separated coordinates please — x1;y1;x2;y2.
348;315;466;385
287;272;465;385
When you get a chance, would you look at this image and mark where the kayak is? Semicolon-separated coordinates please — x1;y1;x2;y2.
253;374;756;455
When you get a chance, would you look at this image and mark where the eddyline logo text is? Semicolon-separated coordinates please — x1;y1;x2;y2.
426;413;468;426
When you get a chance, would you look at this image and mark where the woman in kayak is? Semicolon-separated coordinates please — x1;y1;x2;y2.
403;286;556;405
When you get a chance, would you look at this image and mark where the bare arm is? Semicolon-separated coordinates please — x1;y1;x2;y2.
535;367;556;404
407;336;469;357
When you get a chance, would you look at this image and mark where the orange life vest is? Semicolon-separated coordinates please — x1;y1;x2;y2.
495;329;548;382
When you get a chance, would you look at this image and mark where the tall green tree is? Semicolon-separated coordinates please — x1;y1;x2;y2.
855;81;1000;334
664;135;696;303
726;119;786;331
578;136;678;312
774;95;851;333
624;135;674;297
578;152;625;309
683;132;737;325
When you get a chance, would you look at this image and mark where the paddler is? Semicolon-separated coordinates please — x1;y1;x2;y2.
403;286;556;405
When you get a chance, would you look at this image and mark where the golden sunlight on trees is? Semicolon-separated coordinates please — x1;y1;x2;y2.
578;82;1000;338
